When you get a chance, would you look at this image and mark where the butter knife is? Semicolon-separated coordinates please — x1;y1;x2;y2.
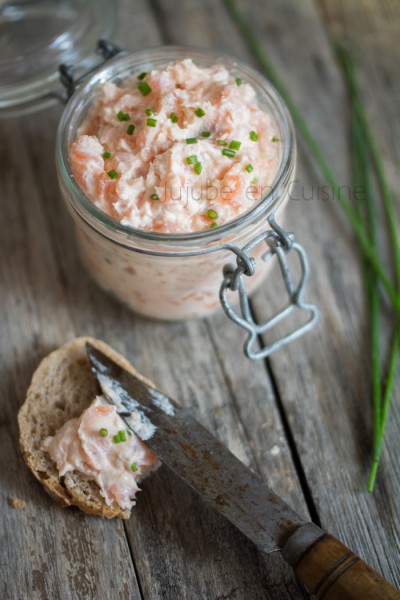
86;342;399;600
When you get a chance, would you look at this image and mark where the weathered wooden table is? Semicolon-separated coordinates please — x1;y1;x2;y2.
1;1;399;598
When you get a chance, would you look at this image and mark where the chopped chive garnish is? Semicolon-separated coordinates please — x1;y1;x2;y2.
150;193;159;201
169;112;178;123
216;139;227;146
229;140;241;150
251;176;259;184
137;72;147;80
271;136;280;142
205;209;218;219
138;81;152;96
102;151;111;159
235;77;242;86
145;108;156;116
99;428;108;437
194;162;202;175
222;148;236;158
186;137;197;144
146;118;157;127
194;107;206;118
113;434;121;444
127;124;135;135
118;430;127;442
245;164;254;173
186;155;198;165
209;221;218;229
117;110;130;121
130;463;138;472
201;131;211;138
249;130;259;141
107;169;119;179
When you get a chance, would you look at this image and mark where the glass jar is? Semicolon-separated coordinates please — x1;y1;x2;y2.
56;46;297;321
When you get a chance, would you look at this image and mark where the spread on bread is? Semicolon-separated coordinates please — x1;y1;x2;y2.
42;395;159;510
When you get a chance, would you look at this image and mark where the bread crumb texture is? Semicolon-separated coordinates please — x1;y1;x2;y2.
9;497;26;510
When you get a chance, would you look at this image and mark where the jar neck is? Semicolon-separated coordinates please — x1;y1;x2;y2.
56;46;296;254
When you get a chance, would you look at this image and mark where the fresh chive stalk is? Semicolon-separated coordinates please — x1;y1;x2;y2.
338;47;400;492
351;99;382;493
224;0;397;307
225;0;400;491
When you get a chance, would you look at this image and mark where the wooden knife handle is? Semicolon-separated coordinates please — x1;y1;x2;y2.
282;523;400;599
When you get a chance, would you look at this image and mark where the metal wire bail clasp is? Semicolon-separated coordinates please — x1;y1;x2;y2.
219;215;319;360
59;40;123;101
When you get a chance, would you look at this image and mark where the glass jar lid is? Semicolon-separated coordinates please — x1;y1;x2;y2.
0;0;116;115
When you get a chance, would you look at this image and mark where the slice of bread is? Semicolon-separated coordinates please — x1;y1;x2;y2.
18;336;155;519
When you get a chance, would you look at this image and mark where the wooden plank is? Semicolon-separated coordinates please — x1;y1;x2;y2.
116;3;310;597
227;0;400;587
0;2;160;599
0;2;312;600
0;118;142;599
123;318;309;600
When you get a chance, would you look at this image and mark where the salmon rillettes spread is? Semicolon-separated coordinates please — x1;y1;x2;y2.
66;58;287;319
70;59;280;233
42;396;159;510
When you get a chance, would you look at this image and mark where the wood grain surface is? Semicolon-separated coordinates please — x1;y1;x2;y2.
0;1;398;599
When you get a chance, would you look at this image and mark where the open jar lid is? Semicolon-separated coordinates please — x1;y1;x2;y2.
0;0;116;115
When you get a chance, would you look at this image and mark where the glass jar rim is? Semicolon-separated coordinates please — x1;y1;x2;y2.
56;44;295;248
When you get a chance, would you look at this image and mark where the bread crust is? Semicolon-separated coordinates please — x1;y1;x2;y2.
18;337;152;519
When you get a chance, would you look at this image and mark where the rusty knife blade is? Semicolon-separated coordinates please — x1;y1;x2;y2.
86;343;306;553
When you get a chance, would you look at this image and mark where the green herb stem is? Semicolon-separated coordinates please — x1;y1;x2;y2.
368;321;400;492
225;0;400;491
224;0;398;308
339;46;400;491
351;103;382;485
336;47;400;291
